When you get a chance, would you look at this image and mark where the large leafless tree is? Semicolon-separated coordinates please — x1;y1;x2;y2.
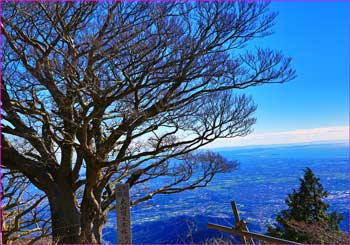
1;1;295;243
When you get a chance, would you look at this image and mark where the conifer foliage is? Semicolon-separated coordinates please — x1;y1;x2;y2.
266;167;345;243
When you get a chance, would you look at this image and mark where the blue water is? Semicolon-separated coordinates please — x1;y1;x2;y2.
103;142;349;244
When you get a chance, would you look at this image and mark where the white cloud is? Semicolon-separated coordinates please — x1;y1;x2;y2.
205;126;349;148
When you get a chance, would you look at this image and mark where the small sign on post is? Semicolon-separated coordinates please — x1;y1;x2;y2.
116;183;132;244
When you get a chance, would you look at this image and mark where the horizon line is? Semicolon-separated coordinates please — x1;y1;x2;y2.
203;126;349;149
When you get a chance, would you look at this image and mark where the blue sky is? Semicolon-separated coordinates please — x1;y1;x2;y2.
211;1;349;147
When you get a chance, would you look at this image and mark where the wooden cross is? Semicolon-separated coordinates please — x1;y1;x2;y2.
231;201;255;245
208;200;301;245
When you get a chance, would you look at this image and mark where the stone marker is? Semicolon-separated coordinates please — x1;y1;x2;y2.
116;183;132;244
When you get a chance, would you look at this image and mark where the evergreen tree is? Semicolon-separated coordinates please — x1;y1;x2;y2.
266;167;344;243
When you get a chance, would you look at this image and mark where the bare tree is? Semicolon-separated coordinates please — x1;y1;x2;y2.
1;1;295;243
287;220;350;244
1;170;51;244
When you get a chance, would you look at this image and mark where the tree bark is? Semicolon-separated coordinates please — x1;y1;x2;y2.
80;194;97;244
80;166;103;244
47;175;81;244
93;214;107;244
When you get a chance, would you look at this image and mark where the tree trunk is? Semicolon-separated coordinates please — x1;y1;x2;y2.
80;166;103;244
80;194;97;244
93;214;107;244
47;175;81;244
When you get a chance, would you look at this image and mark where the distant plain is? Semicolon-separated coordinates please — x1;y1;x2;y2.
103;142;350;244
